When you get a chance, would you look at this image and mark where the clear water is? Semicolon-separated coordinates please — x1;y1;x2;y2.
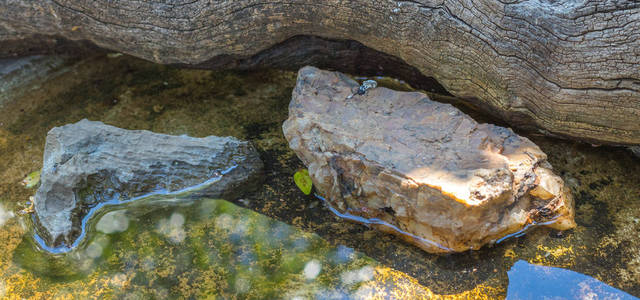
0;54;638;299
507;260;635;299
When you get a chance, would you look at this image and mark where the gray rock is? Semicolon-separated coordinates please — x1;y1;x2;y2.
0;55;71;108
34;119;263;248
283;66;575;253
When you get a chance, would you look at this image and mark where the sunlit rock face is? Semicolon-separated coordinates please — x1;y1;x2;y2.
283;66;575;253
34;119;263;248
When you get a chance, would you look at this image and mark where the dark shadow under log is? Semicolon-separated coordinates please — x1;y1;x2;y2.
187;35;450;95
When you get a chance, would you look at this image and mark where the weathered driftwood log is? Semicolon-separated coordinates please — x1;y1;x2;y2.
1;1;639;145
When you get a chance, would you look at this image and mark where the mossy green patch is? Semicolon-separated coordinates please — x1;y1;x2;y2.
21;170;40;189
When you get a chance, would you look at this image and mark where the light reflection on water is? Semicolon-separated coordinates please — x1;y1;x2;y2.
15;196;412;298
304;259;322;280
507;260;637;300
314;193;454;252
0;203;13;228
156;212;186;243
96;210;129;234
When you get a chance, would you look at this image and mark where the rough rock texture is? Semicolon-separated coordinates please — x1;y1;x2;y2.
1;1;639;146
35;119;263;247
283;67;575;253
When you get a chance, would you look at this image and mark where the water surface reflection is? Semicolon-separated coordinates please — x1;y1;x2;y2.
507;260;636;299
14;197;434;298
0;54;638;298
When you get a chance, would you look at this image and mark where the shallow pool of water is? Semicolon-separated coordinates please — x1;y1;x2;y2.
0;54;638;299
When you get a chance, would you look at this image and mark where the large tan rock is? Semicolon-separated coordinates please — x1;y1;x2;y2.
283;66;575;253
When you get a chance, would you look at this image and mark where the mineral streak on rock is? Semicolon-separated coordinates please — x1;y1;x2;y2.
34;119;263;248
283;66;576;253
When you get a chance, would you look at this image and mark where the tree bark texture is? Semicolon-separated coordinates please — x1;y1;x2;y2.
1;0;639;145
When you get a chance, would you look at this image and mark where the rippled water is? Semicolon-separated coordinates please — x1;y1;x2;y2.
0;54;638;299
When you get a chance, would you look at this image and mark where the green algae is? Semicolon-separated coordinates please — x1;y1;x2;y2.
20;171;40;189
0;53;638;299
12;196;407;299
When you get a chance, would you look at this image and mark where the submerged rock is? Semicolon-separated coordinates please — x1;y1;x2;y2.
0;55;71;107
34;119;263;248
17;197;434;298
283;66;575;253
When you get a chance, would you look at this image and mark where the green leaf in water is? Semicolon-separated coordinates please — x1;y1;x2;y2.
293;169;313;195
22;170;41;189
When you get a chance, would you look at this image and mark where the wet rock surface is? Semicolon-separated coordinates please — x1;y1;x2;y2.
34;119;262;247
283;66;576;253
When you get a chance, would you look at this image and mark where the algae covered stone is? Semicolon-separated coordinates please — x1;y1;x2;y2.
34;119;263;248
283;66;576;253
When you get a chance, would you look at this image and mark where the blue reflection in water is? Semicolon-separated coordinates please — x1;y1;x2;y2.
314;194;453;252
507;260;637;300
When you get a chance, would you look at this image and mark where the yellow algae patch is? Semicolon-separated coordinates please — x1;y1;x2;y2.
537;245;573;259
531;245;574;268
352;267;504;299
504;249;517;259
0;220;25;273
3;272;65;300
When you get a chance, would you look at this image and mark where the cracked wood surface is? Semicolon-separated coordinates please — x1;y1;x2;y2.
1;0;639;145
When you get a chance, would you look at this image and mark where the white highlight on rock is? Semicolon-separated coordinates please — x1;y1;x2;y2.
96;210;129;234
303;259;322;280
